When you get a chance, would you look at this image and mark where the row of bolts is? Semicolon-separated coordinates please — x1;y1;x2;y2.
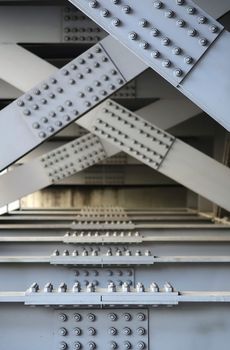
29;281;174;293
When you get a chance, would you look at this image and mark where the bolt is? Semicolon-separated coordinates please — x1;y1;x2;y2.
88;327;96;336
210;25;218;33
89;1;98;8
29;282;39;293
151;50;160;58
174;68;183;77
187;7;196;14
108;327;117;335
73;313;81;322
108;313;117;321
74;342;82;350
110;342;118;349
150;282;159;292
101;9;109;17
162;37;170;46
137;313;145;321
87;313;96;322
112;18;121;26
123;327;131;335
198;16;206;24
88;341;96;349
137;342;146;349
172;47;181;55
59;342;68;350
185;56;193;64
137;327;145;335
164;282;174;292
44;282;53;293
74;327;82;336
199;38;208;46
129;31;137;40
154;1;163;9
165;10;174;18
123;341;131;349
58;282;67;293
123;5;131;13
59;328;67;336
59;313;67;322
136;282;145;292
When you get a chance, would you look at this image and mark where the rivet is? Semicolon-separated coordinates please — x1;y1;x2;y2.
162;59;171;68
139;18;148;27
17;100;24;107
41;117;48;123
199;38;208;46
49;93;55;99
177;19;185;27
184;56;193;64
165;10;174;18
108;313;117;321
89;1;98;8
172;47;181;55
174;68;183;77
23;109;31;116
210;25;218;33
198;16;207;24
176;0;185;4
140;41;149;49
101;9;110;17
62;69;69;76
154;1;163;9
187;7;196;14
188;29;197;36
112;18;121;26
129;31;137;40
59;342;68;350
123;5;131;13
162;37;170;46
151;28;160;36
151;50;160;58
74;327;82;336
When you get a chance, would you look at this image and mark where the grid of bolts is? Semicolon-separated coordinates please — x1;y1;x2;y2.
73;0;222;83
16;44;125;140
56;309;148;349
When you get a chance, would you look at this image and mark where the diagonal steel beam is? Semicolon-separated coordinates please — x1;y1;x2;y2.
0;37;146;172
78;99;230;212
69;0;230;131
1;98;230;211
